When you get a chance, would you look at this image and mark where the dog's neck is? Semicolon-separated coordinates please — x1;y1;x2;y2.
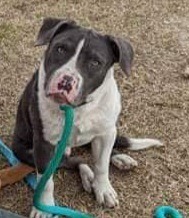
38;58;115;111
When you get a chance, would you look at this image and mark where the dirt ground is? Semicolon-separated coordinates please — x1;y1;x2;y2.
0;0;189;217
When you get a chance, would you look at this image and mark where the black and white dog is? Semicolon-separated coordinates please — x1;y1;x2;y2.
12;18;162;218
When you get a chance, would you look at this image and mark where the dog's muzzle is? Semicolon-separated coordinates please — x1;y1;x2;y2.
46;73;80;104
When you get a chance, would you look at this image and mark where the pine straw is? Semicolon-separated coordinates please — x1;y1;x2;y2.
0;0;188;217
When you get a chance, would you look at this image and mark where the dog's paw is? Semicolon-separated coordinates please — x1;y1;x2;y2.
111;154;138;170
79;164;94;193
29;207;58;218
92;179;119;208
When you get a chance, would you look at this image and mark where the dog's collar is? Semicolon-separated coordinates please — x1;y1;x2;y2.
64;100;88;109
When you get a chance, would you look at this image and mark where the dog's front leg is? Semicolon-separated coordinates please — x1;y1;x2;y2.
30;139;57;218
91;128;119;208
30;175;55;218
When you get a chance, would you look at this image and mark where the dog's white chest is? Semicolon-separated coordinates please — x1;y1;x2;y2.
38;103;111;147
73;107;106;146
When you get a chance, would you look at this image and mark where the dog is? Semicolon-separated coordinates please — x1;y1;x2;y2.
12;18;162;218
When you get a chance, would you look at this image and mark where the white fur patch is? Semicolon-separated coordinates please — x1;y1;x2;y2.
38;60;64;145
91;128;118;208
128;138;163;150
92;176;119;208
30;175;55;218
37;174;54;205
74;68;121;146
111;154;138;170
79;164;94;193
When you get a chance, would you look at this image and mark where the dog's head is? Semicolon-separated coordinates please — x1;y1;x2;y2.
36;17;134;106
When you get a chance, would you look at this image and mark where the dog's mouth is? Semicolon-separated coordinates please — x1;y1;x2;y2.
46;73;82;105
46;86;86;107
47;92;87;107
47;92;70;105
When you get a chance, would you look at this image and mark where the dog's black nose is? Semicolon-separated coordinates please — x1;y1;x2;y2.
58;75;74;93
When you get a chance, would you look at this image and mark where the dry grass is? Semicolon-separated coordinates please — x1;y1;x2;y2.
0;0;189;217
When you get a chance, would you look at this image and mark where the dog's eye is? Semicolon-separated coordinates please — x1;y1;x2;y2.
57;46;66;54
89;60;101;68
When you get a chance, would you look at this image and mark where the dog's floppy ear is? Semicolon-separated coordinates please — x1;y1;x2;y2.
35;17;76;46
106;36;134;76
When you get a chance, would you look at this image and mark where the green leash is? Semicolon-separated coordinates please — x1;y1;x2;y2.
154;206;183;218
33;105;93;218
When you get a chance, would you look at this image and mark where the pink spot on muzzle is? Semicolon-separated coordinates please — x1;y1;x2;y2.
47;73;79;104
